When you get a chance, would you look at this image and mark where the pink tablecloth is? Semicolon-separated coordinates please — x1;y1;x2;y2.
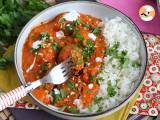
99;0;160;35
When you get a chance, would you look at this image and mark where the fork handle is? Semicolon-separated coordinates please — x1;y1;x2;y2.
0;86;28;111
0;80;42;111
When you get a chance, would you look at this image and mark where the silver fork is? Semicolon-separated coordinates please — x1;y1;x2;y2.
0;59;73;111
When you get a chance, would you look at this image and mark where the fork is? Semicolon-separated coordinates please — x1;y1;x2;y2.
0;59;73;111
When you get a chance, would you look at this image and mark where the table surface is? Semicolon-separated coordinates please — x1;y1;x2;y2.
10;0;160;120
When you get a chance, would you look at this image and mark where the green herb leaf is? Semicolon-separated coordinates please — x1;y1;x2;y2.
65;23;74;31
30;48;39;53
97;77;105;82
132;60;141;67
92;28;101;35
105;42;120;56
52;94;61;105
51;43;59;51
74;34;84;41
88;105;93;112
82;40;94;58
73;19;81;25
84;24;90;29
97;105;103;112
67;81;75;89
107;80;117;97
60;89;68;98
40;32;50;40
67;107;78;113
94;96;103;104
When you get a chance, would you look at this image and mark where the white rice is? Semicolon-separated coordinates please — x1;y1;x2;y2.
80;17;141;113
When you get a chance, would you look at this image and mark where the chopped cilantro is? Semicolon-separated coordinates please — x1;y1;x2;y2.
114;50;128;67
84;24;90;29
52;94;61;105
89;75;96;83
105;42;120;56
74;34;84;41
94;96;104;112
97;77;105;82
73;19;81;25
122;58;130;68
76;42;83;48
30;48;39;53
92;28;101;35
75;28;80;33
88;105;93;112
65;23;74;31
51;43;59;51
40;32;50;40
112;64;116;68
94;96;103;104
67;81;75;89
82;40;94;58
132;60;141;67
60;89;68;98
106;42;129;69
52;89;68;104
97;105;103;112
107;80;117;97
67;107;78;113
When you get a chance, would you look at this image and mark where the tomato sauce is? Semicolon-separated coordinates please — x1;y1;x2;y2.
22;12;107;113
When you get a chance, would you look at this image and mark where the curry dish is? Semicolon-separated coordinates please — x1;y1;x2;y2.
22;11;107;113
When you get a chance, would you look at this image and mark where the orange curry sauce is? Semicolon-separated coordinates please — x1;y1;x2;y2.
22;12;107;113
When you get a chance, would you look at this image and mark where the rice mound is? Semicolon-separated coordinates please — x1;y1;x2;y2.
80;17;141;113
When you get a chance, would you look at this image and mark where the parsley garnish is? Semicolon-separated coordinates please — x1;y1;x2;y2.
107;80;117;97
40;32;50;40
92;28;101;35
74;34;84;41
52;88;68;104
67;107;78;113
30;48;39;53
51;43;59;51
60;89;68;98
88;105;93;112
73;19;81;25
132;60;141;67
52;94;61;105
82;40;94;58
105;42;120;56
97;77;105;82
94;96;103;104
106;42;129;68
93;96;104;112
67;81;75;89
84;24;90;29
